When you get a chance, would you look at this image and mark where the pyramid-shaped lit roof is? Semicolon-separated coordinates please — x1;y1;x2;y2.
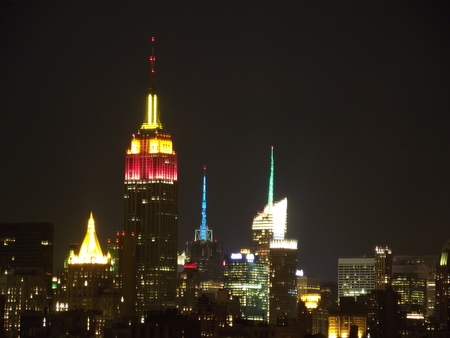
69;212;109;264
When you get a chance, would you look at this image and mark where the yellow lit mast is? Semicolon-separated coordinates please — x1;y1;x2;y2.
141;37;162;130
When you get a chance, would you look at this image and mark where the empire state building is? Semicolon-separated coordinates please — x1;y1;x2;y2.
123;38;178;315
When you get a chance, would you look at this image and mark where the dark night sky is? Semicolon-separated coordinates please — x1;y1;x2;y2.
1;2;449;282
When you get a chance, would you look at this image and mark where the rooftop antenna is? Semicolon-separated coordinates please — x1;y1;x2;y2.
149;36;156;92
141;36;162;130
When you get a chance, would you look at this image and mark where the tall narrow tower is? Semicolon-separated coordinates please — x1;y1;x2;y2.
123;38;178;315
251;147;287;263
185;166;223;284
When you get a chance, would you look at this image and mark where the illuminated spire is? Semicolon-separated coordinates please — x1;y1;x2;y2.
141;36;162;130
199;165;208;240
268;146;274;208
195;166;213;242
69;212;109;264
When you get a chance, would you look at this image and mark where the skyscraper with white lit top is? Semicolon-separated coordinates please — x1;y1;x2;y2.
251;147;287;264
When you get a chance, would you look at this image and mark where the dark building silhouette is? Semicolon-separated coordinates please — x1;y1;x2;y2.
436;240;450;330
0;222;53;336
123;39;178;315
0;222;53;289
366;289;401;338
107;231;136;319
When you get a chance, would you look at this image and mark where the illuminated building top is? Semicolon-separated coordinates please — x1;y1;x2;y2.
69;212;110;265
124;37;177;182
195;166;213;241
270;239;297;250
141;37;162;130
251;147;287;240
252;197;287;240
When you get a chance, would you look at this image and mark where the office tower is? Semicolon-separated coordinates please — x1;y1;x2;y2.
392;254;438;317
391;263;428;333
251;147;287;264
436;240;450;330
185;167;223;284
55;213;118;336
223;250;269;321
296;274;328;335
366;289;401;338
374;245;392;290
107;231;136;319
392;263;428;315
123;38;178;314
177;262;201;314
268;239;298;324
328;313;366;338
0;267;47;337
56;214;115;311
297;275;321;297
338;257;375;301
0;222;53;292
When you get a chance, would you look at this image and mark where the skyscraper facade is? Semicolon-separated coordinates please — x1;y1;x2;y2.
0;222;53;291
223;251;269;321
55;213;118;336
185;167;223;284
436;240;450;330
374;245;392;290
268;239;298;324
251;147;287;264
123;40;178;315
338;257;375;301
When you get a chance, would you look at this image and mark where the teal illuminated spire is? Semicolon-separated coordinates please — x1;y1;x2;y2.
195;166;213;242
268;146;274;208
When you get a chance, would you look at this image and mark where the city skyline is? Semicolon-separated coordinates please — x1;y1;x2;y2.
1;3;449;283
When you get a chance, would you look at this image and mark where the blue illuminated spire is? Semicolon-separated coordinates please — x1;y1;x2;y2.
268;146;274;208
199;165;208;240
195;166;213;242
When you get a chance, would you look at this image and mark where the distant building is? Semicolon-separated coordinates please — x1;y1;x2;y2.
0;222;53;292
374;245;392;290
185;167;223;285
296;274;328;335
366;289;402;338
297;275;321;298
392;263;428;319
268;239;298;324
55;213;119;336
436;240;450;330
392;254;438;317
0;267;47;337
250;147;288;264
177;263;201;314
223;250;269;321
0;221;53;337
338;257;375;301
107;231;136;319
123;39;178;316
